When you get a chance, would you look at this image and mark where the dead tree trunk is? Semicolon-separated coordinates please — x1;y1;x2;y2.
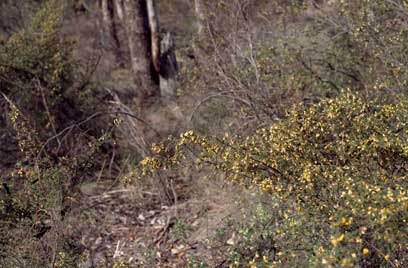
159;33;178;96
123;0;159;101
146;0;178;97
121;0;177;100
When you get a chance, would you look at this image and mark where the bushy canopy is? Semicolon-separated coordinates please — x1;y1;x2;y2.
142;91;408;267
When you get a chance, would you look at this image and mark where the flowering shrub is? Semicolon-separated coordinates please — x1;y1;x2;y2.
141;91;408;267
0;0;75;105
0;2;111;267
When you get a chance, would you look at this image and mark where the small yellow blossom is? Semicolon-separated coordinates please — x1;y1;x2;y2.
263;255;268;263
341;217;353;226
331;234;345;246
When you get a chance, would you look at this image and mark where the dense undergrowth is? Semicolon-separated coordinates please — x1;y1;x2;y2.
0;2;112;267
1;0;408;267
137;1;408;266
141;91;408;267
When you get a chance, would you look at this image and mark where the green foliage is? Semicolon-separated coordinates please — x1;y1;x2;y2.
185;256;209;268
0;0;74;105
174;218;190;241
218;203;278;268
0;102;109;268
0;2;109;267
142;91;408;267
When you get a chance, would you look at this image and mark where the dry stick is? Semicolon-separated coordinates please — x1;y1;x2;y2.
112;100;150;155
97;158;107;182
35;111;103;164
170;178;178;217
205;19;235;90
247;33;260;85
203;9;251;93
108;148;116;178
0;92;27;118
38;81;61;149
383;0;408;19
35;110;161;164
205;17;260;120
189;91;251;123
0;92;43;149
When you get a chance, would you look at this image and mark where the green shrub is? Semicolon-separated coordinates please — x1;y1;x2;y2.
0;1;109;267
0;0;75;109
219;203;278;268
141;91;408;267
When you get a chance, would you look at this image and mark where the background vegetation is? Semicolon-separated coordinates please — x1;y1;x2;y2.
1;0;408;267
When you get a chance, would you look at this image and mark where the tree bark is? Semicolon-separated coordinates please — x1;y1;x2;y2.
123;0;159;100
159;32;178;96
113;0;124;22
100;0;125;67
101;0;110;30
194;0;206;38
147;0;160;74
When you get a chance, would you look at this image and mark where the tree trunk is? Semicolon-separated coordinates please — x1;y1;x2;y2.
123;0;159;100
100;0;125;67
146;0;177;97
194;0;205;38
147;0;160;73
159;32;178;97
113;0;124;21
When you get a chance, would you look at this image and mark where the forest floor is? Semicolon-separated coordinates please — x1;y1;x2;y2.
75;173;244;268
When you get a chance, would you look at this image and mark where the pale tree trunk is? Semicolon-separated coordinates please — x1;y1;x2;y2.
147;0;160;73
121;0;178;100
192;0;207;66
100;0;111;48
113;0;124;22
194;0;206;39
123;0;159;101
146;0;177;96
101;0;110;28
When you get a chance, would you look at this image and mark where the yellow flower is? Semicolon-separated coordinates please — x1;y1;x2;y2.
331;234;345;246
263;255;268;263
249;259;257;268
362;248;369;255
341;257;351;266
341;217;353;226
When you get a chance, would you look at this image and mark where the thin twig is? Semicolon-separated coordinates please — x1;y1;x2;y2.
35;110;161;164
189;91;251;123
